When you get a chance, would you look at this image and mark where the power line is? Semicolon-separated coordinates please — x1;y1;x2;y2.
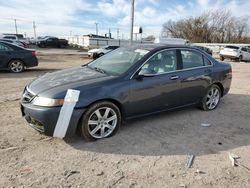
33;21;37;38
130;0;135;45
14;19;18;34
94;22;98;35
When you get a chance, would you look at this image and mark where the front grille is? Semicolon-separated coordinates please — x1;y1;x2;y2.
22;87;35;103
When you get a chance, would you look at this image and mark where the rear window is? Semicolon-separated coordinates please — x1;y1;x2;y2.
225;46;239;50
181;50;204;69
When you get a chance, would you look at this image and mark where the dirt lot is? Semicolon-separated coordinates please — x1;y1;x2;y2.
0;48;250;188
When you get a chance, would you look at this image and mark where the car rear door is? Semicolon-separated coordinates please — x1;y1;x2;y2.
178;49;212;105
0;43;12;69
128;49;182;117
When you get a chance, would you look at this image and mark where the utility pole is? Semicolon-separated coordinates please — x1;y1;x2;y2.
109;28;111;38
14;19;18;34
117;28;119;39
33;21;37;38
94;22;98;35
130;0;135;45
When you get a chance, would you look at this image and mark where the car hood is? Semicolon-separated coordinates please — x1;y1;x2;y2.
28;66;109;94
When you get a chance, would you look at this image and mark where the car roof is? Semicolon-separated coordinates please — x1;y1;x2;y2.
131;43;197;51
0;41;23;49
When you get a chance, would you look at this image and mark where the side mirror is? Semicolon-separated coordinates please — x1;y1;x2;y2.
134;68;154;80
138;68;154;76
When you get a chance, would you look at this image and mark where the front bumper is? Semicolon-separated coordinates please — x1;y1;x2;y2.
20;103;85;137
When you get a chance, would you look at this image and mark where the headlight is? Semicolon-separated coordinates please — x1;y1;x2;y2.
32;96;64;107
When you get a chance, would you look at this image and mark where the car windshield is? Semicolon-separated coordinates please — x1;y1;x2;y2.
88;47;149;76
225;46;239;50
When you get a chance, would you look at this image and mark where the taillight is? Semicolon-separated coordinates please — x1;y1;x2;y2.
31;51;36;56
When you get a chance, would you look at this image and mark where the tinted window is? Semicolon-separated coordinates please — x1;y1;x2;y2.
225;46;239;50
241;47;248;52
3;36;16;40
204;57;212;66
141;50;177;74
181;50;204;69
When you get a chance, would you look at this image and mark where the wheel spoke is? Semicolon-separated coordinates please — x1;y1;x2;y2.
105;123;114;130
88;120;98;125
106;115;117;122
207;94;212;99
209;102;213;109
214;89;218;96
206;100;211;105
94;109;102;119
100;127;105;137
103;108;110;118
90;125;100;135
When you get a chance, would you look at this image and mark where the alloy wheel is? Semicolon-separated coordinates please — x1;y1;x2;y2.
87;107;117;139
206;87;220;110
9;61;24;73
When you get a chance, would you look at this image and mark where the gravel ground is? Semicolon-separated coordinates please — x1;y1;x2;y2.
0;49;250;188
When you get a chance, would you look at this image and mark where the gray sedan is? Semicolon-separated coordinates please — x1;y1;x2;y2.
20;44;232;141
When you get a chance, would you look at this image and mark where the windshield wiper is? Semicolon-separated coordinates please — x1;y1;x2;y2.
93;67;106;74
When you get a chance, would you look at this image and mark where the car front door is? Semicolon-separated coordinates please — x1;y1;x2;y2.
241;47;250;61
0;43;11;69
128;49;182;117
46;38;56;47
178;49;212;105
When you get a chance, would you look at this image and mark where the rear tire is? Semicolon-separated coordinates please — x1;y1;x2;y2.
8;60;24;73
220;56;224;61
80;101;121;141
200;85;221;111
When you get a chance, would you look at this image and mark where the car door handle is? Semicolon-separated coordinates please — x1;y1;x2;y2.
170;75;179;80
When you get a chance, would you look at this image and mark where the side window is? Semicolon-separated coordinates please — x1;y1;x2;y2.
181;50;204;69
0;44;9;51
204;57;212;66
141;50;177;74
241;47;247;52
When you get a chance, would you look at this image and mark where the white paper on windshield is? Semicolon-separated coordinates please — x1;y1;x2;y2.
53;89;80;138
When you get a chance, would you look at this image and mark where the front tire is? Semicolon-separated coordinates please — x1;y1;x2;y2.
200;85;221;111
220;56;224;61
80;101;121;141
8;60;25;73
98;53;104;58
238;55;243;62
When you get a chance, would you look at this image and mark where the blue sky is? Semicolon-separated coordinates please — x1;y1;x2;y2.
0;0;249;38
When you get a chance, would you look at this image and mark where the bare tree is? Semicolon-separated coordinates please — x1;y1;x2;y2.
161;10;249;43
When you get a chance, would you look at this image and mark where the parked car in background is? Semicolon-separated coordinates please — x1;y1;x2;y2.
88;45;120;59
3;33;29;44
219;45;250;62
2;34;18;41
36;37;68;48
193;45;213;56
21;44;232;141
0;39;27;48
0;41;38;73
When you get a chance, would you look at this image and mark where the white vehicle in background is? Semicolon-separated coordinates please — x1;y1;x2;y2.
154;37;190;45
219;45;250;62
88;45;119;59
2;34;18;41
